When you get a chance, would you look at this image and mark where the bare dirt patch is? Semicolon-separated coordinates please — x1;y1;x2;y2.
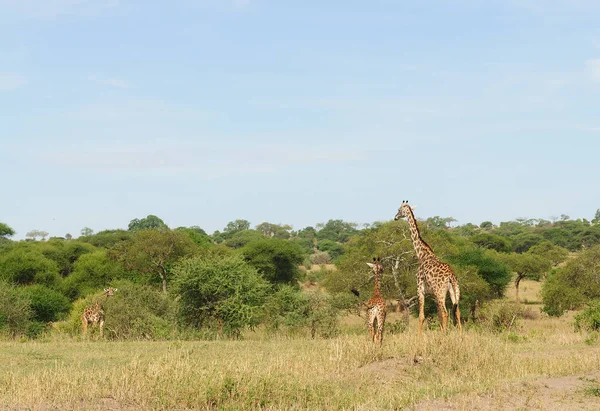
413;371;600;410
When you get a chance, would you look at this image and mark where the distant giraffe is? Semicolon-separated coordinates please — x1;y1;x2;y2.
81;287;117;338
395;201;462;335
366;257;387;345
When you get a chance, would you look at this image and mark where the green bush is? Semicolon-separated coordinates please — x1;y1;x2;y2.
173;255;270;337
61;251;126;300
241;238;305;284
0;282;33;337
574;300;600;333
21;285;71;323
542;246;600;316
0;248;60;286
477;300;527;333
264;286;341;338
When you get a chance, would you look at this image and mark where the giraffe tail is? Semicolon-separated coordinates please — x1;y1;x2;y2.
448;278;461;325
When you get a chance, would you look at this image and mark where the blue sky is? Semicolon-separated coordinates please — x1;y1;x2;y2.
1;0;599;239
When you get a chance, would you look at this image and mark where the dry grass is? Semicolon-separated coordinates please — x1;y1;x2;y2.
1;310;599;410
1;279;598;410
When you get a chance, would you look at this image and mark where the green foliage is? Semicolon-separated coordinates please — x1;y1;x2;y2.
61;250;127;300
480;221;493;229
317;240;345;262
542;246;600;316
500;252;551;283
128;215;168;232
0;282;33;337
255;222;292;239
511;232;544;253
102;281;177;340
316;219;358;243
224;219;251;234
38;240;97;277
20;285;70;323
574;300;600;333
80;227;94;236
175;226;213;248
527;241;569;267
79;229;132;248
241;238;305;284
290;237;315;255
173;255;270;337
477;300;524;333
111;229;196;293
448;247;511;298
224;230;264;249
0;248;60;287
425;216;456;230
264;286;341;338
0;222;15;238
470;233;512;253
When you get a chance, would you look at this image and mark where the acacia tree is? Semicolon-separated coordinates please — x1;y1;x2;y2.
0;222;15;238
112;230;195;293
127;215;168;232
499;253;550;303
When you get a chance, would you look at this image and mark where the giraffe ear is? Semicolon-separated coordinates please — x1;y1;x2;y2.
104;288;108;292
366;263;375;268
411;206;417;211
114;288;118;292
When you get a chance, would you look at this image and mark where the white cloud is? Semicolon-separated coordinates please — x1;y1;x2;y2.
586;59;600;83
0;72;26;91
88;73;131;89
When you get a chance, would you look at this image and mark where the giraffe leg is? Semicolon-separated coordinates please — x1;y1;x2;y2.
418;292;425;336
81;317;88;337
367;309;376;342
436;296;448;332
377;311;386;345
99;319;104;338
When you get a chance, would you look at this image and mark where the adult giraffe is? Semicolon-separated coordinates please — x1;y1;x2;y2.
394;201;462;335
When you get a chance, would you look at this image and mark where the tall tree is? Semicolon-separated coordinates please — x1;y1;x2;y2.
0;222;15;238
499;253;550;303
80;227;94;237
127;215;168;232
111;230;195;293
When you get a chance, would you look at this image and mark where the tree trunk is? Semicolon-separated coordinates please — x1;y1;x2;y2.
515;274;523;303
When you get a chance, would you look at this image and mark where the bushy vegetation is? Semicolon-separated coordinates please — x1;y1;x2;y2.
1;207;600;341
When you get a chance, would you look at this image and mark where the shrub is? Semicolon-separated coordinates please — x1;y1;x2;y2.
0;282;33;337
62;251;126;300
173;255;270;337
574;300;600;333
241;239;305;284
21;285;71;323
310;251;331;265
542;246;600;316
476;300;527;333
0;248;60;286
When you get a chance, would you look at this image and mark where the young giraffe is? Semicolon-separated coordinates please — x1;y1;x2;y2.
366;257;386;345
394;201;462;335
81;287;117;338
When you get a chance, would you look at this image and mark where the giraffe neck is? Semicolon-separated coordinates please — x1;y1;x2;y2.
373;267;382;297
405;208;434;261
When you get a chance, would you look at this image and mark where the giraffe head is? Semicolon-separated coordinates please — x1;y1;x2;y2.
394;200;414;221
366;257;384;274
103;287;118;297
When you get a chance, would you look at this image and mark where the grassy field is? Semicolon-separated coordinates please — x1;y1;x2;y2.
1;279;599;410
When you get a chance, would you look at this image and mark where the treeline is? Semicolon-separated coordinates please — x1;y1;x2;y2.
0;209;599;339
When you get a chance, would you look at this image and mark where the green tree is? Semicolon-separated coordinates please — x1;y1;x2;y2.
224;219;251;234
26;230;49;241
21;285;70;323
527;241;569;267
0;282;33;337
316;239;345;262
0;248;60;286
78;229;132;248
470;232;512;253
448;247;511;298
62;250;127;300
316;219;358;243
241;238;305;284
542;245;600;316
593;209;600;225
426;216;457;230
173;255;270;337
80;227;94;237
175;226;213;248
224;230;264;249
111;230;195;293
255;222;292;239
127;215;168;232
0;222;15;238
499;253;550;303
479;221;493;230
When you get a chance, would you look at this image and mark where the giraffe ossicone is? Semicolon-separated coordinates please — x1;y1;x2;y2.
395;201;462;335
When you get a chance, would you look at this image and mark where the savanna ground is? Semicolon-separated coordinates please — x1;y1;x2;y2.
1;279;599;410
